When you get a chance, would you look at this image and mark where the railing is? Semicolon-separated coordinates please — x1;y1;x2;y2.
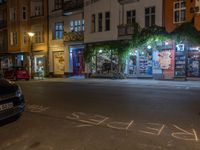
63;0;83;13
118;0;138;4
0;20;7;29
63;31;84;42
118;24;134;37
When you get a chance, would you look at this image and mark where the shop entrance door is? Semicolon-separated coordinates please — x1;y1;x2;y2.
137;51;153;77
34;56;45;77
128;55;137;77
187;52;200;77
72;49;84;75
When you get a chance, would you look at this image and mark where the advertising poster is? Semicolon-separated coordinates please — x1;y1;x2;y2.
159;50;175;79
153;51;162;75
53;51;65;75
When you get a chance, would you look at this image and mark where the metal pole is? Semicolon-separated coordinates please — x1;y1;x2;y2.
30;37;34;79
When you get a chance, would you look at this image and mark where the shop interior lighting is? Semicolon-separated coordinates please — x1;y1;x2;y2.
147;45;152;49
99;49;103;53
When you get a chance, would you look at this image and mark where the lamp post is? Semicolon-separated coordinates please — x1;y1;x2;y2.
28;32;35;79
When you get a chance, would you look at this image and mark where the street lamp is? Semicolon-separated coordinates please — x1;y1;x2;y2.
28;32;35;79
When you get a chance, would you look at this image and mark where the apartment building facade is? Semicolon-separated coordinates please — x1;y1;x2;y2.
48;0;65;77
0;0;49;77
48;0;84;77
29;0;48;76
84;0;164;78
163;0;200;79
0;0;8;70
0;0;30;71
165;0;200;32
1;0;200;79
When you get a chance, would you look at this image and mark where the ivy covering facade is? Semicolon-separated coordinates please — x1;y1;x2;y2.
84;22;200;64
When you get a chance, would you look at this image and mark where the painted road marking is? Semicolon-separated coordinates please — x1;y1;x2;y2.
172;125;199;141
66;112;200;143
140;123;165;136
27;104;49;113
25;104;200;143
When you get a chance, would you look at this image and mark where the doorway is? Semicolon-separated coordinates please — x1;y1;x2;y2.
70;48;84;76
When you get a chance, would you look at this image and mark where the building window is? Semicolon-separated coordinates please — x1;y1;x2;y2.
10;8;16;21
34;6;42;16
145;6;155;27
127;10;136;25
70;20;84;32
105;12;110;31
173;1;186;23
54;22;63;40
34;32;43;43
23;32;28;45
91;14;96;32
98;13;103;32
22;6;27;20
54;0;62;10
30;1;43;17
10;32;17;46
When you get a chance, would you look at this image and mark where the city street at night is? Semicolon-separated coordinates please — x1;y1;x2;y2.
0;79;200;150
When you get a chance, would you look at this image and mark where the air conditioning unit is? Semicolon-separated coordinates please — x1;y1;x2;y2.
190;6;200;13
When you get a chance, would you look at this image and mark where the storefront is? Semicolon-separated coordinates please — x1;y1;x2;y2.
0;56;12;70
127;42;175;80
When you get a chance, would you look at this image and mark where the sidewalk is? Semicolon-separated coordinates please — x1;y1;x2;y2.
32;77;200;88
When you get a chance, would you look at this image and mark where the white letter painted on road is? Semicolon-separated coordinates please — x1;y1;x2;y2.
107;120;134;131
172;125;199;141
66;112;109;126
140;123;165;136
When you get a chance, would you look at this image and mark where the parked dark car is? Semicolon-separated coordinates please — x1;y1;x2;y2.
0;78;25;121
3;67;30;81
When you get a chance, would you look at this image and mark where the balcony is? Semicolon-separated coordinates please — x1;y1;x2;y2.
63;0;83;15
118;24;134;39
0;20;7;29
118;0;138;4
63;31;84;42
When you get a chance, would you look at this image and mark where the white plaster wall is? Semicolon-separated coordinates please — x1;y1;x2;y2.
196;0;200;7
123;0;163;28
84;0;163;44
48;0;84;74
84;0;120;43
48;0;66;74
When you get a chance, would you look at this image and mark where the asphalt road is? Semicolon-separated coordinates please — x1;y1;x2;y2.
1;79;200;150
